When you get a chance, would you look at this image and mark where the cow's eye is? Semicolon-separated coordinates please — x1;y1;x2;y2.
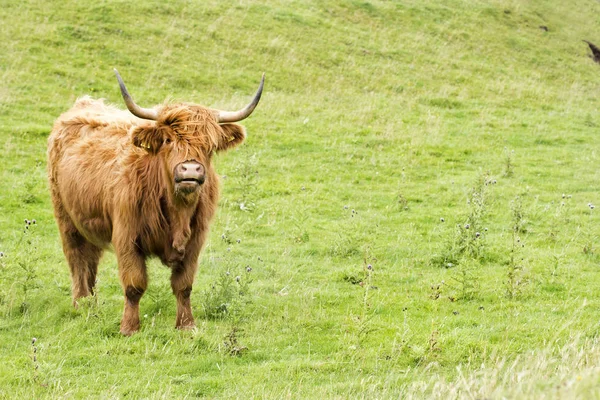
164;138;172;145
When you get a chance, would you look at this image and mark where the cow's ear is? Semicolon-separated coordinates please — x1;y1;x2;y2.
216;123;246;152
131;125;165;154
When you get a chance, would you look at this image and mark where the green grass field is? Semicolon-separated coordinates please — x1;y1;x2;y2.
2;0;600;397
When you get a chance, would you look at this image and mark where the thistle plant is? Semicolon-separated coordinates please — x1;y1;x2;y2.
503;147;515;177
200;265;253;321
11;219;41;299
329;206;364;258
432;172;493;268
31;337;42;385
428;323;441;356
446;257;479;300
396;191;408;212
506;196;528;299
290;191;310;244
349;249;378;348
222;326;248;356
582;202;596;255
232;152;260;212
549;194;572;240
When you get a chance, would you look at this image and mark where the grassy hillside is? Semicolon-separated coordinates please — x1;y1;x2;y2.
2;0;600;397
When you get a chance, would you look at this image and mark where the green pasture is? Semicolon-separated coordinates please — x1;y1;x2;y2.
2;0;600;397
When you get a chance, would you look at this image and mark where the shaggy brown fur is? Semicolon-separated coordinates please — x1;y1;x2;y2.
47;96;246;335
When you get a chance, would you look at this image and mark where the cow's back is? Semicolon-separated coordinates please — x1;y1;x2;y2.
48;96;136;160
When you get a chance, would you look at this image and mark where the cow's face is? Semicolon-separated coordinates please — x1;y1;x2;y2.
114;69;262;199
131;105;246;198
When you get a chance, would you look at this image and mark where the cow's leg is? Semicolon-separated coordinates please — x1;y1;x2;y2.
65;234;102;305
170;262;197;329
115;247;147;336
54;209;103;306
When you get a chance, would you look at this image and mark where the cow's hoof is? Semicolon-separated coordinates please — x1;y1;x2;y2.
176;323;196;331
120;327;138;336
120;320;140;336
72;294;91;309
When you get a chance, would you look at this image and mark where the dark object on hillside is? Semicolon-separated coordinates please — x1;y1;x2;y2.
539;25;548;32
583;40;600;63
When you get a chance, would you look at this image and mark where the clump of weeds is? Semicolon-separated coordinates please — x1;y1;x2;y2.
219;227;237;245
30;337;47;387
582;202;596;255
329;206;366;258
503;147;515;177
506;196;528;299
290;191;311;244
222;326;248;357
444;257;480;301
427;322;442;358
202;263;254;357
232;152;260;212
411;320;443;366
429;281;444;301
18;219;40;287
431;172;494;269
2;219;43;315
396;191;409;212
200;265;253;321
548;194;572;240
348;249;378;349
431;172;497;301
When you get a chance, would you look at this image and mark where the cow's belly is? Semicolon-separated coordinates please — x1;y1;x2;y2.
60;191;113;248
56;154;115;248
77;216;113;248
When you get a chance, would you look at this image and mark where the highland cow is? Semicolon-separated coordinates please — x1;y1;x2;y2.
47;69;264;335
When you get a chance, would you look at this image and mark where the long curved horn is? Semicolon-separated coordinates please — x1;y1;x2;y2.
114;69;159;121
217;73;265;123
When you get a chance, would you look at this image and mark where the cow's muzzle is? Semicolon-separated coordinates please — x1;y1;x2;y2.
174;161;205;193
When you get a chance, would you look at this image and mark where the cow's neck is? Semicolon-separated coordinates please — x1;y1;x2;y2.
132;155;199;258
168;194;199;254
